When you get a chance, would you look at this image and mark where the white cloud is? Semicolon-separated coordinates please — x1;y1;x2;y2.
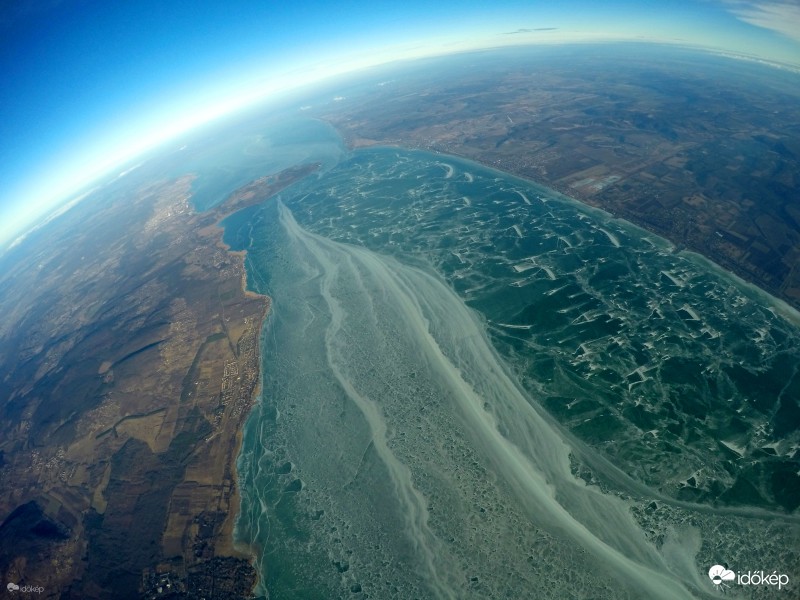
724;1;800;42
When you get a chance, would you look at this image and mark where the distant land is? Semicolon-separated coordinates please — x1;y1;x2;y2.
320;47;800;311
0;163;317;598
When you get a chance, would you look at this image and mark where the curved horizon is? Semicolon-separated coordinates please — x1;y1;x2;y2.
1;0;800;249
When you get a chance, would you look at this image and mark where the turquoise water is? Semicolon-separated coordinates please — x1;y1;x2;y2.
227;132;800;598
180;116;345;212
112;115;346;213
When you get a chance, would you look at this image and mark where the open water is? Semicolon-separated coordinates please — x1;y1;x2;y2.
222;123;800;599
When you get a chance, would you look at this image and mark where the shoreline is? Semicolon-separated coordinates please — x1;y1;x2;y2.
210;237;267;573
202;165;321;596
339;134;800;325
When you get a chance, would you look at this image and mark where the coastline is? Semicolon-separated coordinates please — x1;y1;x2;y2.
325;67;800;316
0;168;316;597
339;134;800;324
200;165;321;596
211;235;266;563
190;129;799;597
209;239;268;569
192;127;800;600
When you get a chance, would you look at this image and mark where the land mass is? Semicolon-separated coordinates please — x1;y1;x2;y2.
320;49;800;310
0;163;318;599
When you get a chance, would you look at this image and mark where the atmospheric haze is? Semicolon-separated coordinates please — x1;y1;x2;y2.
3;0;800;247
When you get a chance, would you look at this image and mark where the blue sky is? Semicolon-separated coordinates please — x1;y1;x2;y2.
1;0;798;248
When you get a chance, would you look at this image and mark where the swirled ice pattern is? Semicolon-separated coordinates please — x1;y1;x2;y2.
235;148;799;599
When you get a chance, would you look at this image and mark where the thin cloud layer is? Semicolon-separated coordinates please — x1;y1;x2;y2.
504;28;558;35
724;1;800;41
